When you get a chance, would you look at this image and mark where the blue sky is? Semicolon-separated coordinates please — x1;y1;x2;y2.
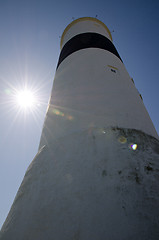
0;0;159;228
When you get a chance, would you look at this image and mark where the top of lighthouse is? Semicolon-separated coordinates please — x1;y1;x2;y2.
60;17;112;49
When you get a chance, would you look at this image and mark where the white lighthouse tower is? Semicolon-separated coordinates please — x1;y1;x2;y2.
1;17;159;240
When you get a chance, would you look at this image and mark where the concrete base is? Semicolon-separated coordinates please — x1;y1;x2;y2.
1;127;159;240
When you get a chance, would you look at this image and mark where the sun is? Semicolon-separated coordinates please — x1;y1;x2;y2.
16;89;36;110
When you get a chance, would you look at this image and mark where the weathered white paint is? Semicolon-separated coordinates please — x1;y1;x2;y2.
1;128;159;239
1;18;159;240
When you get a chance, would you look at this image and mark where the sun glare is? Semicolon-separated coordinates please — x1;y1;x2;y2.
16;89;36;109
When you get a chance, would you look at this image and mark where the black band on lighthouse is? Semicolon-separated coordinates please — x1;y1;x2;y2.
57;32;122;69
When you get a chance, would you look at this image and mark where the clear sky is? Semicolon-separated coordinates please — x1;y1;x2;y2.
0;0;159;228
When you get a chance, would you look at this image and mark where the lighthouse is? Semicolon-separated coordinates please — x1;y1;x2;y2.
1;17;159;240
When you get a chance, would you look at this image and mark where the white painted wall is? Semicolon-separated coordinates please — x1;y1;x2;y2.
61;18;112;48
39;51;158;148
1;128;159;239
1;18;159;240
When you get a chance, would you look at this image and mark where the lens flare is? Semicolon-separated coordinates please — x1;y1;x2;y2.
5;89;12;95
53;108;64;117
52;108;74;120
131;143;138;150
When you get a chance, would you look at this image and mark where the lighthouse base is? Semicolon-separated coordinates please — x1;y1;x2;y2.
1;127;159;240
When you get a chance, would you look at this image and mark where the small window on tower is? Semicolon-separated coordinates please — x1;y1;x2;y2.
107;65;118;73
111;69;116;73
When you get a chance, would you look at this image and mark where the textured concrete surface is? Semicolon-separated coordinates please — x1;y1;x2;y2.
1;127;159;240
